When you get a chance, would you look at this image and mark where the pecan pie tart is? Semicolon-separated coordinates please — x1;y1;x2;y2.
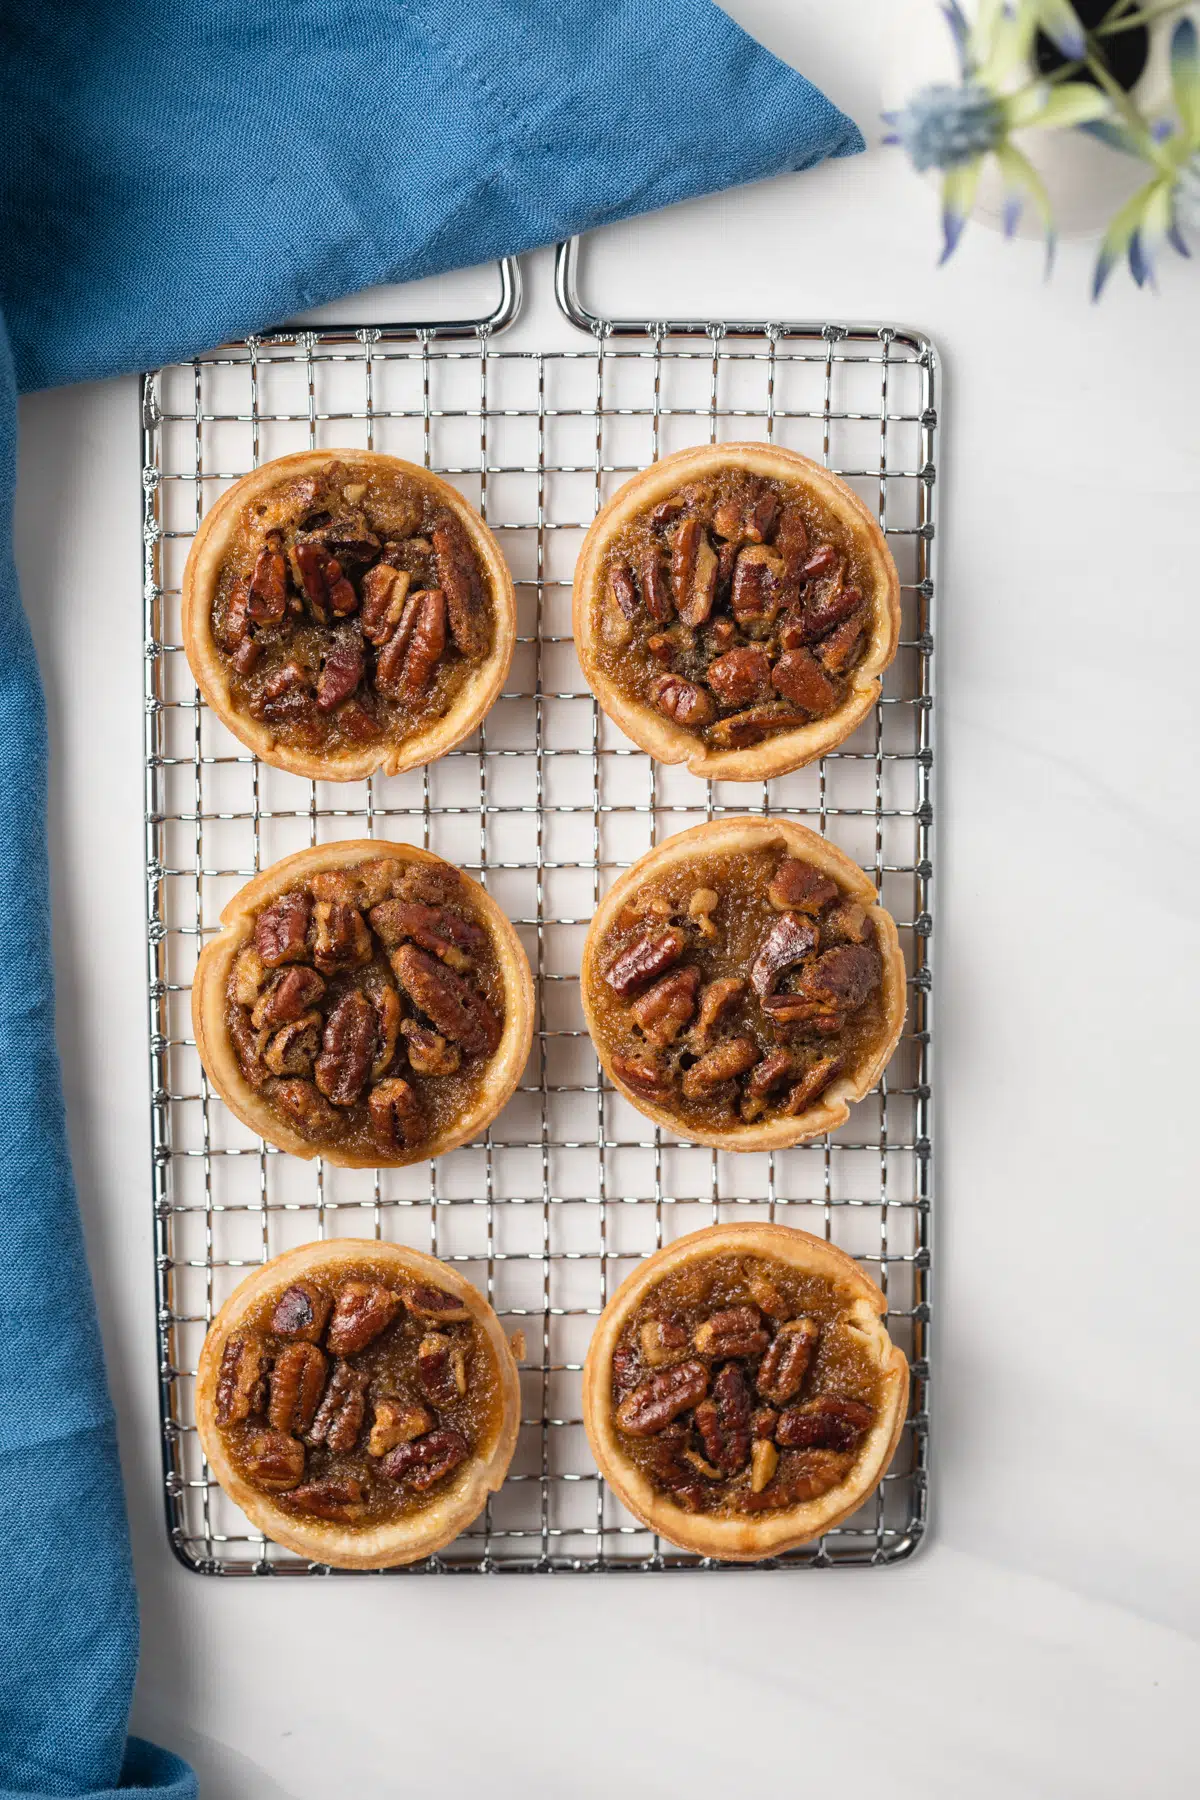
574;443;900;779
581;818;906;1150
196;1240;522;1567
583;1223;908;1559
182;450;515;779
192;841;534;1166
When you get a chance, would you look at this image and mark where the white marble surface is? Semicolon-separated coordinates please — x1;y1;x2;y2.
13;2;1200;1792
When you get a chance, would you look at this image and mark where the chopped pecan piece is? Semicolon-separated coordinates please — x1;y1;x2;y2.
693;1306;770;1360
258;661;312;713
818;617;865;676
602;926;687;998
741;1449;851;1511
784;1055;842;1114
614;1360;709;1436
286;1475;366;1521
432;519;488;658
416;1333;468;1408
707;607;736;648
630;964;701;1048
251;965;326;1029
314;990;376;1106
747;1273;792;1321
380;1426;469;1490
752;1404;781;1438
390;944;500;1055
326;1282;402;1355
318;517;381;571
400;1021;461;1077
639;1319;691;1367
823;901;868;945
312;900;372;975
794;944;880;1015
271;1281;332;1342
263;1011;321;1077
368;899;485;970
397;589;447;696
268;1341;328;1435
360;564;411;644
254;892;311;967
218;577;253;654
757;1317;820;1405
672;520;718;626
644;1423;706;1511
798;544;839;582
689;977;746;1049
611;1344;640;1397
712;487;778;546
775;1395;873;1451
368;1077;425;1152
353;858;404;908
744;1049;803;1101
232;636;262;675
750;1438;779;1493
651;672;714;728
694;1363;752;1473
686;887;720;940
771;648;838;714
730;545;785;623
646;631;674;665
639;547;672;622
368;1400;434;1457
306;1360;369;1453
228;1007;268;1087
768;858;838;915
707;702;808;749
609;561;639;620
232;944;267;1007
705;645;772;708
650;497;685;527
240;1428;305;1491
247;539;288;623
610;1052;675;1103
680;1035;758;1100
750;912;818;1000
396;863;461;906
774;504;810;584
799;580;864;647
268;1077;342;1138
316;630;365;712
294;540;356;620
215;1332;268;1425
402;1283;472;1323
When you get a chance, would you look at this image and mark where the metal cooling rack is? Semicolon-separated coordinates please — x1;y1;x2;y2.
141;240;936;1575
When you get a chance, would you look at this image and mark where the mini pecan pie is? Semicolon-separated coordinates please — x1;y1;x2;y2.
196;1240;521;1567
182;450;515;779
192;840;534;1166
583;1223;908;1559
573;442;900;779
581;818;905;1150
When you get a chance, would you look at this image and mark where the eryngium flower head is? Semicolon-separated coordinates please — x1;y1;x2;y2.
887;82;1006;173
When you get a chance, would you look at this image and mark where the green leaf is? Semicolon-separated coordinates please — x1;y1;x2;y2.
968;0;1007;68
1092;176;1167;297
994;142;1057;270
1170;17;1200;144
1080;117;1149;159
1030;0;1087;61
979;5;1037;86
940;158;983;263
1006;81;1111;132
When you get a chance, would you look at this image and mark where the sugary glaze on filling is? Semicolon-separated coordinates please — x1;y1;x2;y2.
210;457;495;755
594;468;874;750
225;855;504;1157
611;1252;882;1515
590;844;884;1130
214;1262;502;1525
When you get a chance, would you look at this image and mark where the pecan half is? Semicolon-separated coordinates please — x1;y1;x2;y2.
818;612;866;675
251;965;326;1030
771;648;838;715
368;899;485;970
368;1077;425;1152
650;496;685;527
774;505;810;583
400;1021;461;1077
705;645;772;708
360;563;411;645
694;1363;752;1473
793;944;880;1014
712;487;778;546
651;672;714;728
402;1283;472;1323
240;1428;305;1491
314;990;376;1106
799;578;863;644
257;662;312;716
271;1281;332;1342
609;561;639;620
365;974;401;1080
215;1332;268;1425
784;1055;842;1114
312;900;372;975
397;589;447;696
689;977;746;1049
432;520;488;658
745;1048;804;1101
614;1360;709;1436
775;1395;873;1451
219;577;253;654
380;1426;469;1490
268;1341;328;1434
707;703;808;750
228;1007;268;1087
639;1319;691;1367
306;1360;369;1453
286;1475;366;1521
672;521;718;626
326;1282;402;1355
390;945;501;1055
750;912;818;1000
610;1052;673;1102
730;545;785;624
368;1400;434;1457
316;630;365;713
768;858;838;915
757;1317;820;1406
639;547;673;622
374;591;423;691
262;1011;322;1077
630;964;701;1048
602;926;687;998
693;1306;770;1360
681;1036;758;1100
247;539;288;623
416;1334;469;1408
741;1449;851;1511
268;1077;342;1138
254;892;312;968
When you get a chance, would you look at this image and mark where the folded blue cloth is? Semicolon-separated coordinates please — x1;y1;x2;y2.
0;4;860;1791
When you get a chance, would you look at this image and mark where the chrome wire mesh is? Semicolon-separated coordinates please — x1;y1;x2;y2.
141;245;936;1574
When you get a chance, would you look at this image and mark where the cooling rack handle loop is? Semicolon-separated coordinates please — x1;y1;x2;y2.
271;257;523;342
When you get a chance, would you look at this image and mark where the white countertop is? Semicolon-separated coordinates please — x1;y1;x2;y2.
13;2;1200;1792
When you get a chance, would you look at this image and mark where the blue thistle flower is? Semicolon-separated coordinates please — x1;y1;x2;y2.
885;82;1007;174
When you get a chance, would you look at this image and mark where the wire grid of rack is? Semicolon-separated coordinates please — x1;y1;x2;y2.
141;243;936;1575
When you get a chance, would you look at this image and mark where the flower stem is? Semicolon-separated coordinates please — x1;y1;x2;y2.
1097;3;1186;35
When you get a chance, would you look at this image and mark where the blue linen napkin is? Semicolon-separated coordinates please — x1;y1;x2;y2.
0;4;861;1791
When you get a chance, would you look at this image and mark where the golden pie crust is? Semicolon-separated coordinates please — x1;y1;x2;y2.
583;1223;909;1560
182;449;516;780
580;817;906;1151
573;442;900;780
196;1239;521;1568
192;839;534;1167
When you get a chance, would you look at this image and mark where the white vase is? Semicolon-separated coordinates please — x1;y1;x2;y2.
881;0;1176;239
